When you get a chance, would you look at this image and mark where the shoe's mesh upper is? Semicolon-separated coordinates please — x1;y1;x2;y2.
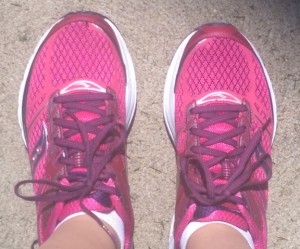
253;56;271;109
187;38;250;96
252;55;273;153
27;47;47;124
175;37;273;153
30;48;47;100
51;22;114;87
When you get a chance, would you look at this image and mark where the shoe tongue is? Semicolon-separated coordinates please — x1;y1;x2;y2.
192;92;247;231
59;81;109;167
193;203;248;231
195;92;242;179
56;81;113;223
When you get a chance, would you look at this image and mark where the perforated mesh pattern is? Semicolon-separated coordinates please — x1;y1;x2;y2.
30;47;47;100
187;38;250;96
26;93;46;125
175;78;184;132
253;56;271;110
51;22;114;87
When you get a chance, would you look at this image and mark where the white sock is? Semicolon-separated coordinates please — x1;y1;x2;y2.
56;211;125;249
180;221;254;249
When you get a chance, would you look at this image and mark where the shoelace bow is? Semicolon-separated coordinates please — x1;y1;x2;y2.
180;103;272;206
15;92;124;246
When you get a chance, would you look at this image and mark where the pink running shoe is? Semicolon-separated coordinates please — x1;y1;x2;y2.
164;23;276;249
15;12;136;249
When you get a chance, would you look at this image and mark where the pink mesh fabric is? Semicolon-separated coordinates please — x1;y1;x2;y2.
187;38;250;96
26;46;47;124
240;189;268;249
30;47;47;100
252;55;273;152
175;37;273;154
175;38;251;144
50;22;114;87
253;56;271;110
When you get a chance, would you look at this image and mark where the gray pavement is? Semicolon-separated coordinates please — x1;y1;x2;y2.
0;0;299;248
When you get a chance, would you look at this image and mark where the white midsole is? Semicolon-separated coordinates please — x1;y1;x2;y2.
168;215;175;249
18;14;137;147
163;28;277;249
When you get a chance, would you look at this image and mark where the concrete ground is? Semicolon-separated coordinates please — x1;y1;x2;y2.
0;0;299;248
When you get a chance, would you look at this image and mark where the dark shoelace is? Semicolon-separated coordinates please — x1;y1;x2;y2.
15;92;124;247
180;103;272;206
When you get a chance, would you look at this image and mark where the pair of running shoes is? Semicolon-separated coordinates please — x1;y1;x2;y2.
15;12;276;249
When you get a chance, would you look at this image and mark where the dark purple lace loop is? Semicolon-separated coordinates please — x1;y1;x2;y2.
15;92;125;243
181;104;272;206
